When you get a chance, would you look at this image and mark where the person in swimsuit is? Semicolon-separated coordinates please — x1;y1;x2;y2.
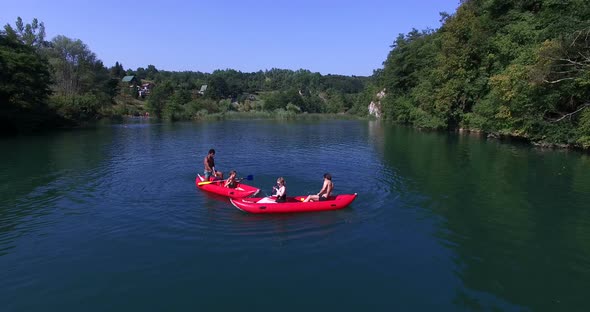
273;177;287;203
224;170;238;188
204;148;223;180
303;173;333;202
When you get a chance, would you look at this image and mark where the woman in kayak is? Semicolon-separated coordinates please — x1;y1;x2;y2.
204;148;223;181
224;170;238;188
303;173;333;202
273;177;287;203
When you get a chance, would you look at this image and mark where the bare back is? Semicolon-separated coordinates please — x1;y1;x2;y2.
321;179;334;198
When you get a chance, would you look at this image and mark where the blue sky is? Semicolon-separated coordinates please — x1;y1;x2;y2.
3;0;460;76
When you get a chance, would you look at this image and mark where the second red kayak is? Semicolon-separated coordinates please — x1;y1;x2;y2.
196;174;260;199
230;193;358;214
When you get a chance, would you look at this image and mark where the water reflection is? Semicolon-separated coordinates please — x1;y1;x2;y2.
0;129;113;257
376;121;590;311
2;120;589;311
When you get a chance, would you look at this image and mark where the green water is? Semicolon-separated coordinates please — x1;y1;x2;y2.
0;120;589;311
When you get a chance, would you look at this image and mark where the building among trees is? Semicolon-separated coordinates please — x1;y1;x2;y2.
122;75;138;85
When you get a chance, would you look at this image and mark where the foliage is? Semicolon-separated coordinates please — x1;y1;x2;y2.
110;62;126;78
0;29;53;133
49;93;105;121
3;17;46;47
1;17;119;131
370;0;590;148
120;66;369;116
147;81;174;118
576;108;590;148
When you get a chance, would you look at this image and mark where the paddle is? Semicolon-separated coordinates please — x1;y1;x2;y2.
238;175;254;182
198;174;253;186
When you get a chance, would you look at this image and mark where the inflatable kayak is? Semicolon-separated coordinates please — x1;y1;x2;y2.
230;193;358;214
196;174;260;199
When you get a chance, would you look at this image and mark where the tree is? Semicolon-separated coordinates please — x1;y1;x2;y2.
147;81;174;118
47;35;99;96
0;34;52;132
206;75;229;100
367;0;590;147
145;64;159;80
45;35;115;121
3;17;46;47
110;61;126;78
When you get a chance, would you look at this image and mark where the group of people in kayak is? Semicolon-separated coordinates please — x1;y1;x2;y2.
203;148;334;202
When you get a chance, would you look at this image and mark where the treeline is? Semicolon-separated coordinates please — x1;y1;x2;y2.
121;67;369;120
0;17;369;133
1;18;117;133
369;0;590;148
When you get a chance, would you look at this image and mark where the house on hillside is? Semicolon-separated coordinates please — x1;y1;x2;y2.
122;75;138;85
139;82;154;98
198;84;208;95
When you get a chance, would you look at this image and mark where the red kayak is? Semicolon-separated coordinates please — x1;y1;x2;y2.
196;174;260;199
230;193;358;214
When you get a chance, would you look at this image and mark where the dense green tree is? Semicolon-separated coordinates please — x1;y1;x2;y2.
110;61;126;78
3;17;46;48
44;35;115;121
205;75;229;100
145;64;159;80
0;34;53;133
47;35;99;96
370;0;590;148
147;81;174;118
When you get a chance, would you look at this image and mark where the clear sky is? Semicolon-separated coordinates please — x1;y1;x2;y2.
2;0;460;76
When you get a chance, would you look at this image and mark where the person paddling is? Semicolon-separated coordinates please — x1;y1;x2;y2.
224;170;238;188
204;148;223;181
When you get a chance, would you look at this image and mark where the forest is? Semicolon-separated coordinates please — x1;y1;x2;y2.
371;0;590;148
0;17;369;134
2;0;589;149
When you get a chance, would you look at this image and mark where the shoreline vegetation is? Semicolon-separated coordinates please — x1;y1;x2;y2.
2;0;590;151
113;111;364;122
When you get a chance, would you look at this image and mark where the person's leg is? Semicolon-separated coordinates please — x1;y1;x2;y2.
303;195;319;202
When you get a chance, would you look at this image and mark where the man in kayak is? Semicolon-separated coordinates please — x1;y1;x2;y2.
204;149;223;181
303;173;333;202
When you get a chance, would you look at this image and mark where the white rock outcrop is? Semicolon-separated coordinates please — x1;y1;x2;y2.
368;88;386;118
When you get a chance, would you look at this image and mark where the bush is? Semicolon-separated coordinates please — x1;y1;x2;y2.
460;112;487;131
49;93;103;122
286;103;302;113
274;108;297;119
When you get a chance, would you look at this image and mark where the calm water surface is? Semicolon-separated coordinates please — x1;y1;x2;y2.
1;120;589;311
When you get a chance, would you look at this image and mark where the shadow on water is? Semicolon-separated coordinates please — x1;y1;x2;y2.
375;121;590;311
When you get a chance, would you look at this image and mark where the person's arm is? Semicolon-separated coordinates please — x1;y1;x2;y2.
276;186;285;197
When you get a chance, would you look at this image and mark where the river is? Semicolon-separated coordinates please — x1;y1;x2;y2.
1;119;589;311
